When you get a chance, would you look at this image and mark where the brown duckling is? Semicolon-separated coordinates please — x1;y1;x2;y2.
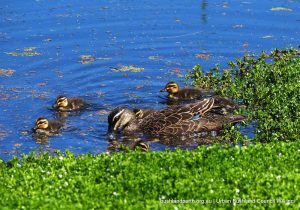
107;140;149;153
108;97;245;137
160;81;209;100
53;95;86;112
33;117;64;136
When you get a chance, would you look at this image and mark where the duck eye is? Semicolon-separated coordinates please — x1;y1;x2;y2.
112;116;119;122
112;109;125;123
168;85;177;89
36;120;47;126
57;99;65;103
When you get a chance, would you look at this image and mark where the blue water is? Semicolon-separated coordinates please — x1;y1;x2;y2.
1;0;299;161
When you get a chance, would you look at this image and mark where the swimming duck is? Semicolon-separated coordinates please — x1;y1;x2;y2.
108;97;245;137
33;117;64;136
160;81;210;100
107;139;149;153
134;95;240;119
53;95;86;112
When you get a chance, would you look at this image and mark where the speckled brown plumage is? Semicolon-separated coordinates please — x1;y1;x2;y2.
160;81;211;100
133;108;156;119
169;88;204;100
107;139;149;153
109;97;246;138
33;117;64;136
53;96;86;112
134;96;240;119
139;98;215;135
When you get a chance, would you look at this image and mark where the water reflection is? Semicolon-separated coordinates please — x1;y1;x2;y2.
201;0;208;23
106;130;222;153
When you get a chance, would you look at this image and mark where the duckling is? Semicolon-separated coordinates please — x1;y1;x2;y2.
33;117;64;136
107;139;149;153
53;95;86;112
109;97;244;137
160;81;210;100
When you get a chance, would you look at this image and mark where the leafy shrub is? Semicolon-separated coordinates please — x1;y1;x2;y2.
186;48;300;142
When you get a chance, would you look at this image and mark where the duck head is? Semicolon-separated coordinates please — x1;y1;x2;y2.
35;117;49;129
160;81;179;94
55;95;69;108
108;108;137;132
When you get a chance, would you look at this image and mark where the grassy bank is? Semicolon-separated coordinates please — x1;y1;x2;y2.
1;48;299;209
1;141;299;209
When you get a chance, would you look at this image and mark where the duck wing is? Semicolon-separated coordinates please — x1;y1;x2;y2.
133;109;156;119
141;98;214;134
154;112;246;136
211;96;239;110
70;98;86;109
48;120;64;133
177;88;203;99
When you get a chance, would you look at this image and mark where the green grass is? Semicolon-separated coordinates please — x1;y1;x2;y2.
1;142;299;209
1;47;299;209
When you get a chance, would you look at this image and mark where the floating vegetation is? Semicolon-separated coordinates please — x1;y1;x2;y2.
5;47;41;57
169;67;183;77
271;7;293;11
124;93;142;98
241;43;249;48
43;38;52;42
31;90;49;99
37;81;48;87
195;53;210;60
20;131;29;135
0;69;15;77
0;127;7;140
136;84;145;89
55;13;70;17
96;110;109;116
80;55;96;64
79;55;112;64
97;57;112;60
232;24;243;29
148;55;162;61
0;93;10;101
111;65;144;72
14;144;22;147
261;35;273;39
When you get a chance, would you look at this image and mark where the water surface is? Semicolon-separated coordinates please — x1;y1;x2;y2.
1;0;299;161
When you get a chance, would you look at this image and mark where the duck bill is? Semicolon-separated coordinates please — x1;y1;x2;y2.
108;125;114;133
160;87;167;92
108;124;117;133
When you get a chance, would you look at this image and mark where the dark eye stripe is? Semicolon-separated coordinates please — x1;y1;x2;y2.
167;85;177;88
112;109;124;122
57;98;66;103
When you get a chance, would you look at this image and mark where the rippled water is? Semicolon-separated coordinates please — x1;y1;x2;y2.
1;0;299;161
